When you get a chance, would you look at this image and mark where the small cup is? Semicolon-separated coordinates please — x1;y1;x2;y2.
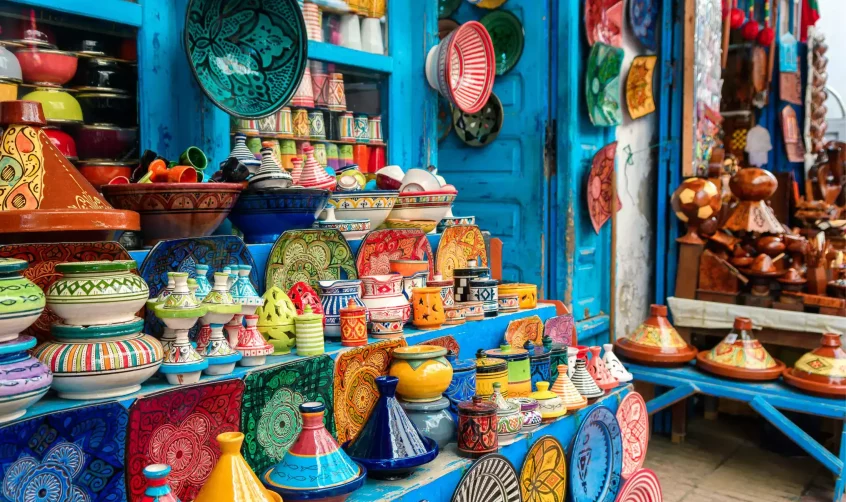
179;146;208;171
168;165;198;183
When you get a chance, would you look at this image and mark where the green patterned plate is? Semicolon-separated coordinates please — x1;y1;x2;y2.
264;229;358;293
586;42;624;127
481;10;525;75
439;0;462;19
184;0;308;119
452;92;503;147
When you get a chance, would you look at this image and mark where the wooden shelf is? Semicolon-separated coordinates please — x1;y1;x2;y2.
308;41;393;74
4;0;142;27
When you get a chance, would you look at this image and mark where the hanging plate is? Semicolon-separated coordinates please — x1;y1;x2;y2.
569;405;623;502
451;453;522;502
586;43;624;127
520;435;567;502
436;224;488;278
265;229;357;293
587;141;622;234
452;92;504;147
356;228;435;276
616;468;663;501
438;96;454;142
544;314;575;346
480;10;525;75
629;0;659;51
440;0;462;18
626;55;657;120
616;392;649;479
184;0;308;119
585;0;623;47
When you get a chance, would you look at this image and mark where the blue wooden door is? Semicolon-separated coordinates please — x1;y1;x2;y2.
437;0;550;290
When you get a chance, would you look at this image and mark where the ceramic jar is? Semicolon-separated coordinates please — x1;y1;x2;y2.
141;464;181;502
308;110;326;139
469;278;499;318
295;305;324;356
544;336;568;383
354;114;370;143
475;349;509;399
399;396;456;449
234;314;274;367
195;432;281;502
47;260;148;326
444;305;465;325
328;73;347;111
485;344;532;397
460;301;485;321
388;345;453;402
255;287;297;355
277;107;293;137
444;351;476;421
339;112;355;141
512;397;542;431
457;396;498;459
319;279;366;338
453;262;490;303
0;259;45;343
498;293;520;313
0;335;51;423
293;108;309;138
530;382;567;422
427;275;455;307
490;382;522;443
368;116;384;145
361;275;411;324
526;341;551;391
411;286;445;330
340;299;368;347
498;283;538;309
369;317;404;338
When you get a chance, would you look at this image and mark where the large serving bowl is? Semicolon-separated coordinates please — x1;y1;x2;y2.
328;190;399;229
389;189;457;222
102;182;245;246
77;160;134;189
229;188;330;244
77;92;137;126
73;124;137;159
14;48;78;86
21;87;83;123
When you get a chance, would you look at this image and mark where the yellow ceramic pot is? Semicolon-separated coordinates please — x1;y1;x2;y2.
21;88;83;123
475;350;509;399
411;286;445;330
498;283;538;309
530;382;567;422
388;345;453;402
195;432;280;502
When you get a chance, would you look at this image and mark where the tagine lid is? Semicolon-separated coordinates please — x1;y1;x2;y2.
458;395;498;416
485;343;528;361
782;333;846;397
0;100;139;240
615;304;697;365
696;317;785;381
475;349;507;373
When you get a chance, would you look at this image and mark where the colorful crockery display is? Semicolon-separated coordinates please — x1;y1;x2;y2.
195;432;280;502
256;287;297;354
569;405;624;502
571;349;605;398
444;351;476;421
469;277;499;318
603;343;633;383
551;364;589;411
388;345;453;402
498;283;538;309
587;345;619;390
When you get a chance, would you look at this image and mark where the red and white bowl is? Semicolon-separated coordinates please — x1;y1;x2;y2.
425;21;495;114
389;188;458;222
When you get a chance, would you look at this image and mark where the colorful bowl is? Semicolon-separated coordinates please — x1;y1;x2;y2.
328;190;399;229
389;259;429;277
389;189;457;222
43;127;77;161
0;45;21;82
437;215;476;232
388;345;453;403
14;48;78;86
102;182;245;246
77;160;134;189
375;165;403;190
314;217;371;240
399;168;443;192
383;218;438;233
76;92;137;126
498;283;537;309
228;188;330;244
0;335;51;423
73;124;138;159
20;88;83;123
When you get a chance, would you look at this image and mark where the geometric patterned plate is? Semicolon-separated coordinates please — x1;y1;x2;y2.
617;392;649;479
452;453;522;502
505;315;544;349
616;468;663;502
569;405;623;502
587;141;622;234
265;229;357;293
452;93;504;147
545;314;576;346
356;228;434;277
626;55;657;120
520;435;566;502
480;10;524;75
436;224;488;279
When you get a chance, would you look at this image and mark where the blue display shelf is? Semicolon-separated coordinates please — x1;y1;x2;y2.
308;41;394;74
4;0;142;26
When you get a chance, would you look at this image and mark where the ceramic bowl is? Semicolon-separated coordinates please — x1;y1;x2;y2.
102;182;245;246
328;190;399;229
77;92;137;126
389;189;458;223
70;56;131;93
0;335;51;423
399;168;442;192
498;283;538;309
73;124;138;159
14;48;78;86
388;345;453;402
424;21;494;114
389;260;429;277
0;259;45;343
375;165;403;190
77;160;134;189
228;188;330;244
43;127;78;161
21;88;83;123
383;218;438;233
0;45;21;82
314;217;371;240
437;215;476;232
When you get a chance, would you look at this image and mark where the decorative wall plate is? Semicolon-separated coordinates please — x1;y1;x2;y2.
287;281;324;315
520;435;567;502
266;229;357;293
545;314;575;346
480;11;524;75
439;0;462;18
587;141;622;234
139;236;259;337
505;315;544;349
0;402;128;502
184;0;308;119
356;228;434;277
626;55;657;119
585;0;623;47
436;224;488;279
629;0;658;51
452;92;504;147
586;43;624;126
127;379;245;502
334;338;407;444
241;355;336;475
0;242;130;343
616;468;663;501
419;334;460;356
569;405;623;502
438;96;454;141
451;453;521;502
617;392;649;479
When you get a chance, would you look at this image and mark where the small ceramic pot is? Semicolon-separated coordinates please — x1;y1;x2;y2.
411;286;445;330
526;341;551;392
276;107;293;137
354;113;370;143
469;278;499;318
340;299;368;347
444;305;465;325
370;317;404;338
361;274;411;324
46;260;148;326
511;397;542;431
401;271;429;303
427;275;455;307
328;73;346;111
70;56;131;93
295;305;325;356
457;396;498;459
388;345;453;403
444;351;476;422
0;259;45;343
461;301;485;321
308;110;326;139
475;349;509;399
498;293;520;313
530;382;567;422
490;383;522;443
14;48;77;86
319;279;365;338
21;87;82;123
73;124;137;159
76;92;137;126
486;344;532;397
0;335;51;423
339;112;355;141
453;262;491;303
77;160;134;189
498;283;538;309
399;396;456;449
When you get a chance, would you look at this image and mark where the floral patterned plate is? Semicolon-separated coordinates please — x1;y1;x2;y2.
585;0;623;47
436;224;488;279
265;229;357;293
629;0;659;51
480;10;524;75
356;228;434;277
617;392;649;479
545;314;576;346
587;141;622;234
520;435;567;502
626;55;657;120
586;42;624;127
452;92;504;147
505;315;544;349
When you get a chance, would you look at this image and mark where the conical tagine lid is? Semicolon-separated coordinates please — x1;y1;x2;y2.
782;333;846;398
615;304;697;366
0;100;139;243
195;432;279;502
550;364;588;410
696;317;785;381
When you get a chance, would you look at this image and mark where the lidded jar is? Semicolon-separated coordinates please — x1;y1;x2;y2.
444;351;476;422
457;396;498;458
485;343;531;397
474;349;508;400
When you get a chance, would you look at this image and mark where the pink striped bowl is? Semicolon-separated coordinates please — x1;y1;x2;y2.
425;21;495;114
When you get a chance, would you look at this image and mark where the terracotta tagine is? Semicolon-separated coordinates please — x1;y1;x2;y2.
399;396;456;449
696;317;785;381
255;287;297;354
388;345;453;402
343;376;438;480
670;177;722;244
140;464;181;502
782;333;846;398
196;432;281;502
485;343;532;397
586;345;618;390
723;167;784;234
778;268;807;297
154;272;208;385
457;396;498;459
529;381;567;422
742;254;787;298
615;304;697;366
198;272;242;375
0;258;45;343
0;334;51;423
489;381;523;444
602;343;633;382
547;364;585;411
0;100;139;243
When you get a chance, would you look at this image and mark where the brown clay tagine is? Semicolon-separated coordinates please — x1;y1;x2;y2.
782;333;846;398
695;317;785;381
615;304;697;366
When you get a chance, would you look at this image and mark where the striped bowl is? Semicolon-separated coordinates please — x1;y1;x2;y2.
425;21;495;114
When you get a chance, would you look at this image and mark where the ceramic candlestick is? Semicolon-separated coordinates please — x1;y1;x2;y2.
154;272;208;385
602;343;633;382
199;272;242;375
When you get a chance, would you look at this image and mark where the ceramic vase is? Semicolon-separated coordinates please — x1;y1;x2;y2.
354;114;370;143
339;14;362;50
512;397;542;431
256;287;297;354
154;273;208;385
587;345;618;390
328;73;347;111
361;274;411;324
311;71;330;108
526;341;551;391
0;335;51;423
292;108;310;138
550;364;588;411
530;382;567;422
47;259;148;326
399;396;456;449
194;264;212;300
197;272;241;375
235;315;273;366
196;432;281;502
368;116;384;145
389;345;453;402
444;351;477;422
226;133;261;172
319;279;366;338
360;17;384;54
344;376;438;479
469;278;498;318
571;355;604;398
295;305;324;356
489;382;522;443
0;259;45;343
485;344;531;397
140;464;181;502
475;349;509;399
340;299;368;347
308;110;326;140
602;343;633;383
291;67;315;108
411;286;445;330
298;145;336;190
544;337;567;382
453;261;490;303
276;107;293;137
457;396;498;458
339;112;355;142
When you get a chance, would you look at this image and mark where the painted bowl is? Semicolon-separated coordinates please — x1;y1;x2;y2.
77;160;134;189
0;259;45;343
498;283;538;309
437;215;475;232
20;87;83;123
102;182;245;246
389;259;429;277
389;189;457;223
70;56;132;93
375;165;404;190
34;318;163;399
14;48;78;86
73;124;138;159
328;190;399;229
383;218;438;233
229;188;330;244
43;127;77;161
77;92;137;126
388;345;453;402
0;335;51;424
399;168;442;192
0;45;21;82
314;217;371;240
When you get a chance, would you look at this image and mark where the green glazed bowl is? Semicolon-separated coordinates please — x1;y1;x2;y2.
0;258;45;342
21;88;83;123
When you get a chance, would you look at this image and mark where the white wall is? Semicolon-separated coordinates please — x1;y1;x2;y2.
817;0;845;120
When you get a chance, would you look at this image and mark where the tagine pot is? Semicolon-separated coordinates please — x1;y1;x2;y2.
602;343;633;382
696;317;785;381
550;364;588;411
360;274;411;324
0;258;45;343
615;304;697;366
140;464;181;502
388;345;453;402
571;348;605;398
399;396;456;449
196;432;281;502
782;333;846;397
343;376;439;480
530;381;567;422
0;335;52;423
512;397;542;431
319;279;366;338
489;382;523;443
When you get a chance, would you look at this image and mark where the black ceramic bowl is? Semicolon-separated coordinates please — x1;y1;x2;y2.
72;38;109;56
77;92;137;127
71;57;131;93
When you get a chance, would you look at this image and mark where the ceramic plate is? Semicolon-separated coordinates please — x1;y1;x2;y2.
587;141;622;234
505;315;544;349
334;338;407;444
184;0;308;119
127;380;244;502
241;355;336;475
139;236;259;337
0;242;131;343
287;281;324;315
616;468;663;501
586;43;624;127
436;224;488;279
626;55;657;120
629;0;659;51
520;435;567;502
617;392;649;478
265;229;357;293
418;334;460;356
585;0;623;47
439;0;462;18
451;453;521;502
452;92;503;147
0;402;128;502
569;405;623;502
356;228;434;277
438;96;454;142
545;314;576;346
480;10;524;75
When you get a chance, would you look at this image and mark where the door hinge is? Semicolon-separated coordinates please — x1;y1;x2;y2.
544;119;557;178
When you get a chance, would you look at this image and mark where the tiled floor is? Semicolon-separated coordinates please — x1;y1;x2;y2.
643;417;840;502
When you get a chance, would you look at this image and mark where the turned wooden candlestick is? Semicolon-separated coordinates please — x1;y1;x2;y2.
671;178;722;245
